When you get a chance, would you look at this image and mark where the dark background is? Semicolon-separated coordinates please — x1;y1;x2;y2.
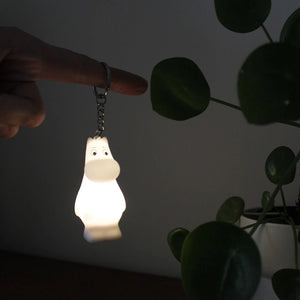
0;1;299;298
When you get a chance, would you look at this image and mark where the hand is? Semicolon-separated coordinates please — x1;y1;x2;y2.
0;27;148;138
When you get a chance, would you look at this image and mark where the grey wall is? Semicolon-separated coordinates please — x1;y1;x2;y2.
0;1;299;298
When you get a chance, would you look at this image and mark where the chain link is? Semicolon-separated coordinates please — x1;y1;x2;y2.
93;62;111;137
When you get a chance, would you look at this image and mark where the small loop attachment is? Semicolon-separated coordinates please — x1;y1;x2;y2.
93;62;111;101
93;62;111;137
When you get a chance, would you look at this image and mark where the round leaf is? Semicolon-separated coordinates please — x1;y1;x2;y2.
261;191;274;211
181;222;261;300
265;146;296;185
167;227;189;262
238;43;300;124
216;196;245;224
280;8;300;48
272;269;300;299
151;57;210;120
214;0;271;33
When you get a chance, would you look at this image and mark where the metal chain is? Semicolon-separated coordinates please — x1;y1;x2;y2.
93;62;111;137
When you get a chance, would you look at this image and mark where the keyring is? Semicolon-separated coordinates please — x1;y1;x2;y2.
93;62;111;137
93;62;111;100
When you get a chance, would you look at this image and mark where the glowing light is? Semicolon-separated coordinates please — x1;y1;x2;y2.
75;137;126;242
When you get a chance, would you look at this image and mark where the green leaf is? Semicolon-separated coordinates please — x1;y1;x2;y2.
280;8;300;48
167;227;189;262
265;146;296;185
150;57;210;120
238;43;300;124
214;0;271;33
181;222;261;300
216;196;245;224
272;269;300;300
261;191;274;211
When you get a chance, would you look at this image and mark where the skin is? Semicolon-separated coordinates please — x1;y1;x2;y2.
0;27;148;138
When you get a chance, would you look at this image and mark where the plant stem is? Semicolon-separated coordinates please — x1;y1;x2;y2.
279;187;300;269
287;217;299;270
241;216;285;230
244;212;281;216
280;187;288;215
210;97;300;129
278;120;300;129
261;24;274;43
249;150;300;236
210;97;241;111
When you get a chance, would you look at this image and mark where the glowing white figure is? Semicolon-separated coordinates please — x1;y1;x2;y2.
75;137;126;242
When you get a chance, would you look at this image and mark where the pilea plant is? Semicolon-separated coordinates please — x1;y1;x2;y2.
150;1;300;299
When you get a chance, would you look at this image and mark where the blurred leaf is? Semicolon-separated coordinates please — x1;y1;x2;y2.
261;191;274;211
272;269;300;300
181;222;261;300
238;43;300;124
214;0;271;33
216;196;245;224
280;8;300;48
265;146;296;185
151;57;210;120
167;227;190;262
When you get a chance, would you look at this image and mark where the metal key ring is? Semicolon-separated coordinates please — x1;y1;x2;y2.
93;62;111;100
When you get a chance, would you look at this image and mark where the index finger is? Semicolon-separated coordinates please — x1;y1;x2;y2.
39;44;148;95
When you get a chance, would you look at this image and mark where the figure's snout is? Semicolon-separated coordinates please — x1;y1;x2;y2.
85;158;120;182
84;136;120;182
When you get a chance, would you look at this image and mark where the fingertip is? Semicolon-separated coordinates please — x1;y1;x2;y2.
0;125;19;138
130;76;148;95
109;68;148;95
138;78;148;95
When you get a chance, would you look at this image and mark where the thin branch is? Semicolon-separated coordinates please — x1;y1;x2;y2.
244;212;281;217
210;97;241;111
287;217;299;270
210;97;300;129
278;120;300;129
241;216;285;230
249;150;300;236
261;24;274;43
280;187;288;215
279;187;299;269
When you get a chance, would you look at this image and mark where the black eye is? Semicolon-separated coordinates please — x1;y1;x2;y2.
93;152;97;156
105;152;108;155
